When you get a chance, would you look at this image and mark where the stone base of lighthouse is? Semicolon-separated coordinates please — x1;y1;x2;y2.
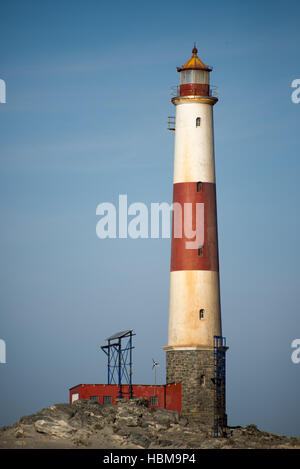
165;348;227;427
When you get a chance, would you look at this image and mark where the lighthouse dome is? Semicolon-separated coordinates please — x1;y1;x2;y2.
177;45;212;73
177;46;212;97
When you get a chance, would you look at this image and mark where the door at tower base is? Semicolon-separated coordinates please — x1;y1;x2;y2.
166;349;227;426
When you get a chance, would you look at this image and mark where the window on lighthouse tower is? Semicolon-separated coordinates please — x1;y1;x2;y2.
196;117;201;127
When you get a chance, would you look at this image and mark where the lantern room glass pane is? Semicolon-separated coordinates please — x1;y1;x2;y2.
194;70;210;84
180;70;210;84
180;70;194;84
185;70;193;83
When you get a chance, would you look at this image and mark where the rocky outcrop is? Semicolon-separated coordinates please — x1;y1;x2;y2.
0;399;299;449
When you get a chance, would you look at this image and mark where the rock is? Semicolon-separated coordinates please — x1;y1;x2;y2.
34;419;74;439
245;424;260;433
0;399;300;449
15;428;24;439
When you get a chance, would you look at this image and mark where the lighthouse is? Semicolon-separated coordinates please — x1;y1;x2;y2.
164;46;227;432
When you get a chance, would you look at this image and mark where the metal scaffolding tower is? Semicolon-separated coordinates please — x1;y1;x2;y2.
213;335;227;438
101;330;135;399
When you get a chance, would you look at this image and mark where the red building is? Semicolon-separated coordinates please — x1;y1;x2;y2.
69;383;181;413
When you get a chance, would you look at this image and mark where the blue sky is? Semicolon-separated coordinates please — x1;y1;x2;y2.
0;0;300;436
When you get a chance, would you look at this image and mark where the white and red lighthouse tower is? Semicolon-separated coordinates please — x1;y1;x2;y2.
164;46;227;430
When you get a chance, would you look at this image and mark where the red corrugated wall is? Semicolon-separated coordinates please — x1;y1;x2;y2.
165;382;182;412
69;383;181;413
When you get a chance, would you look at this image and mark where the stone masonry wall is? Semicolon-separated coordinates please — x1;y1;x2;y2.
166;349;226;426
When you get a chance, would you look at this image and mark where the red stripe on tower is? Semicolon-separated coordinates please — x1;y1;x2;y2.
171;181;219;272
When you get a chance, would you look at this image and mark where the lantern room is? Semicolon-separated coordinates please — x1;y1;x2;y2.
177;45;212;97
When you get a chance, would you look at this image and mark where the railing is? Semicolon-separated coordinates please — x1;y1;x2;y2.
168;116;175;131
170;85;180;100
210;85;219;98
170;85;219;99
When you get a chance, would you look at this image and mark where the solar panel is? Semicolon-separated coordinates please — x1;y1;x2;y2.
106;330;133;341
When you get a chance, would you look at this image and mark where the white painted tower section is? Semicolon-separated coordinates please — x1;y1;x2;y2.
168;270;221;348
173;101;216;184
